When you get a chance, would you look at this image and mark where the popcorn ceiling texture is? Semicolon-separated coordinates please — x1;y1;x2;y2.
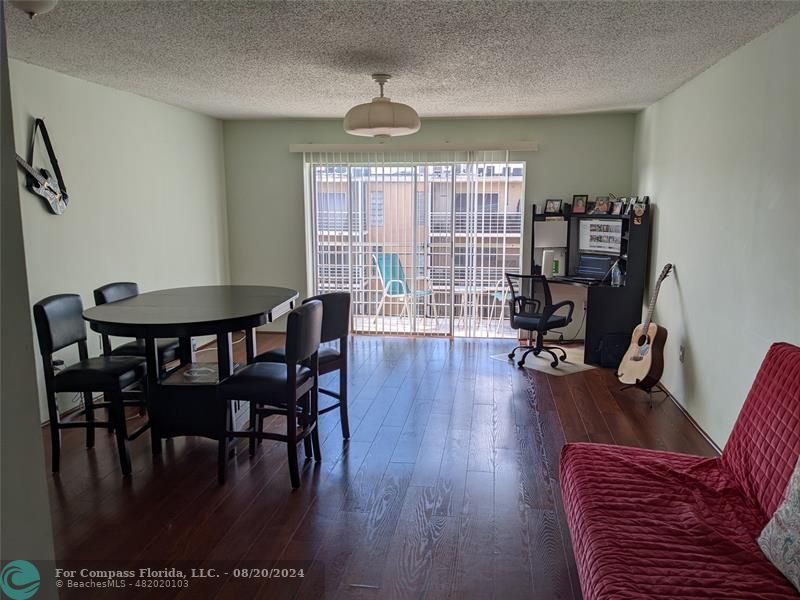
6;0;800;119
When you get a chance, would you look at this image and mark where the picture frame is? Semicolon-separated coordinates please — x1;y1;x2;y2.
610;200;623;215
544;198;562;215
625;196;639;215
592;196;611;214
571;194;588;214
586;200;596;214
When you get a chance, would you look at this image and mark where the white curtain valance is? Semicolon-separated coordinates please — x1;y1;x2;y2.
292;141;537;164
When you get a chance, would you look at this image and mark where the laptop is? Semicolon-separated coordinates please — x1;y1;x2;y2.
574;254;616;281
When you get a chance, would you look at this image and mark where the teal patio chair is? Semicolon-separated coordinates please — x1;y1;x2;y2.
372;253;438;325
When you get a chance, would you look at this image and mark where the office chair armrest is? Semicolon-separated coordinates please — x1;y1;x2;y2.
508;296;540;317
543;299;575;324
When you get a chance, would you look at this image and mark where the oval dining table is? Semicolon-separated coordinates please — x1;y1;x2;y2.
83;285;298;453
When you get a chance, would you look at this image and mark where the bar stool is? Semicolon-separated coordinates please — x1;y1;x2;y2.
93;282;180;368
217;300;323;488
254;292;351;439
33;294;147;475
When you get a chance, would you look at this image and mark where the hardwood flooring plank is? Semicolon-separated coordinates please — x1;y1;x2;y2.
377;486;456;600
343;426;403;512
565;372;615;445
548;375;590;443
335;461;415;595
467;403;495;473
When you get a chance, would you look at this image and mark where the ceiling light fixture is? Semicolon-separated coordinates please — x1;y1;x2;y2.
344;74;420;138
10;0;59;19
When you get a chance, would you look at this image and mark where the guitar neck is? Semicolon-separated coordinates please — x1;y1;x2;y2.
642;267;671;330
642;284;659;330
15;154;46;186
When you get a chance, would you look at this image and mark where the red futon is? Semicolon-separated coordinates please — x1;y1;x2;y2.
560;342;800;599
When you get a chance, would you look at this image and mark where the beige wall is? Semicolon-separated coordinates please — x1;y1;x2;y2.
223;114;636;332
632;13;800;446
9;59;230;420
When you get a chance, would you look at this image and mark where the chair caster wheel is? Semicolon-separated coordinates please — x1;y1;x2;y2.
508;353;516;360
551;360;559;368
517;360;525;368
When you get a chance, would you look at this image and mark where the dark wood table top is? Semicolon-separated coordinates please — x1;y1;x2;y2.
83;285;298;338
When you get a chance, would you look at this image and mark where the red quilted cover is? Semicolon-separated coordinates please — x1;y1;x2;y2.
560;343;800;600
561;445;798;599
723;343;800;517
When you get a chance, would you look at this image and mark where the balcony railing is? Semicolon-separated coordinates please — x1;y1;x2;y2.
316;211;368;232
430;212;521;234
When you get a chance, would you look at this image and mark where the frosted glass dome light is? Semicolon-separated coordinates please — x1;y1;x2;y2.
344;74;421;138
10;0;60;18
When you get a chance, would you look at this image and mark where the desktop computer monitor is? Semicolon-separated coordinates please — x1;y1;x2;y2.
578;219;623;255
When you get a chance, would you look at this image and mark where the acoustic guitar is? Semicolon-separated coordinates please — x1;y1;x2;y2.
617;263;673;389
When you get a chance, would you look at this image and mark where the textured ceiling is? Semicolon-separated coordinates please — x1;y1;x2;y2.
6;1;800;119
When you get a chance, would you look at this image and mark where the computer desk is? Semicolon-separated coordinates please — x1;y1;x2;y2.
549;276;642;366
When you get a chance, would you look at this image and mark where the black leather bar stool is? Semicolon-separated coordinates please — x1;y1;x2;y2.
93;282;180;368
217;300;323;488
254;292;351;439
33;294;147;475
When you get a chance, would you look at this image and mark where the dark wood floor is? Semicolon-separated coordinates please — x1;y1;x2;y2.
45;335;716;599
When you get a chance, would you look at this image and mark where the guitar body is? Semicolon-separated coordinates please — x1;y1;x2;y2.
16;157;68;215
27;168;67;215
617;322;668;389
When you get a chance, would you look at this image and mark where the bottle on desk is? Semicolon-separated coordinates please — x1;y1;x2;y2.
611;261;624;287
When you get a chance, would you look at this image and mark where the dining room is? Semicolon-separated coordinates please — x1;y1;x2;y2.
3;2;800;600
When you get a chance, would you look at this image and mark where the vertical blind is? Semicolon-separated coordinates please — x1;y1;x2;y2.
303;150;525;338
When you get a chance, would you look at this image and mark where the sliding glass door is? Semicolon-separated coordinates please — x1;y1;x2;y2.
306;152;524;338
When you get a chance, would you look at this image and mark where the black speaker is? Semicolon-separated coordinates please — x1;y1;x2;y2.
598;333;630;368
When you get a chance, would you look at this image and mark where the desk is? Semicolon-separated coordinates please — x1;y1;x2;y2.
83;285;298;450
549;278;642;366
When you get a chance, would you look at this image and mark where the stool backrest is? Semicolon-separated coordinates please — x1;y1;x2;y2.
303;292;350;343
285;300;323;365
94;281;139;305
33;293;87;355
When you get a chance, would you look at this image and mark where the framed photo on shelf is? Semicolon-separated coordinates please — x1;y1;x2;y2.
586;200;596;214
592;196;611;214
571;194;588;214
544;198;562;215
610;200;623;215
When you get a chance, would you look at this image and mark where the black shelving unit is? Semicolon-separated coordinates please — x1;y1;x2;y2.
531;201;652;366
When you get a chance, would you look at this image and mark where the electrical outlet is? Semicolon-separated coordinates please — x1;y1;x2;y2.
679;345;686;363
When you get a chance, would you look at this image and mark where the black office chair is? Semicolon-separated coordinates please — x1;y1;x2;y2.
93;282;180;368
33;294;147;475
217;300;323;488
505;273;575;369
253;292;351;439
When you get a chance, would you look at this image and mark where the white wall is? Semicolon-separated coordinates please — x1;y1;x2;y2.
632;13;800;446
223;115;636;331
9;59;230;420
